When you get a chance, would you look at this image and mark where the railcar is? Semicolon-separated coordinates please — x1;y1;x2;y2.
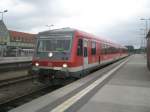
31;28;128;84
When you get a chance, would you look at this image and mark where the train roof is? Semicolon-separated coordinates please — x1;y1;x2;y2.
38;27;76;35
38;27;127;49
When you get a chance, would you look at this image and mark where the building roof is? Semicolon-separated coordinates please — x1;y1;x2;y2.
8;30;36;38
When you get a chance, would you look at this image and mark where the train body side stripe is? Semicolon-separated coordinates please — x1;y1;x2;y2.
35;56;125;72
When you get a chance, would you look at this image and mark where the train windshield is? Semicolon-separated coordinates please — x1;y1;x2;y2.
37;38;72;52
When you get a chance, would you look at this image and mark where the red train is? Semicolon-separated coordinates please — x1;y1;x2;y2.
31;28;128;83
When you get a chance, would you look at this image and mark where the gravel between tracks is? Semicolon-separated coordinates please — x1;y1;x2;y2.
0;80;46;105
0;70;28;81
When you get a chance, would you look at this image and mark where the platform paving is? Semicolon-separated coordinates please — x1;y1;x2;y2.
78;54;150;112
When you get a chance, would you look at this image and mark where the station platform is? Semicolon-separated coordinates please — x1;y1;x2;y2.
78;54;150;112
10;54;150;112
0;57;32;64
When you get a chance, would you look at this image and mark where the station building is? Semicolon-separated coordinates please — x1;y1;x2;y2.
0;20;36;56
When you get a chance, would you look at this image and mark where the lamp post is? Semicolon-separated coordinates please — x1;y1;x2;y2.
140;28;145;49
46;24;54;30
140;18;150;37
0;10;8;20
140;18;150;53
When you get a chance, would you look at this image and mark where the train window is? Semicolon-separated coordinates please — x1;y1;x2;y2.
104;44;108;54
57;40;71;51
106;45;109;54
77;39;83;56
115;47;118;53
37;39;71;52
107;45;111;54
109;46;113;54
91;41;96;55
112;47;115;53
101;44;105;54
84;47;88;57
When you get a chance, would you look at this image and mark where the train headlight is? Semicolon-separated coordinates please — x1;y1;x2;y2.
48;52;53;57
35;62;39;67
62;63;68;68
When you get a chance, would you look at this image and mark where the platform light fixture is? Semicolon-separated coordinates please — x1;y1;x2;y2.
0;10;8;20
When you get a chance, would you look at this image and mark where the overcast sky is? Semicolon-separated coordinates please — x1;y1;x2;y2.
1;0;150;48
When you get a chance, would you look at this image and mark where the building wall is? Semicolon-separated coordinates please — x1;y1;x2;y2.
0;20;36;57
8;30;35;49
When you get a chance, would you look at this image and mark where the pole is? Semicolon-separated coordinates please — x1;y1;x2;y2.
2;12;3;20
140;18;150;53
145;20;148;36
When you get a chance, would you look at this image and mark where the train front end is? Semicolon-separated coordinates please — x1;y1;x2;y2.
31;28;75;84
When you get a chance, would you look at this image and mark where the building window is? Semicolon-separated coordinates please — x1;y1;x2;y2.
24;37;26;42
19;37;20;41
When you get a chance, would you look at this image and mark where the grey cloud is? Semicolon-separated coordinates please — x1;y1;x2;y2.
2;0;150;48
100;20;144;48
4;0;71;32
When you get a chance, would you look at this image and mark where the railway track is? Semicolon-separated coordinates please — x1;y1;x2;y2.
0;86;60;112
0;72;63;112
0;75;37;87
0;61;31;73
0;84;61;112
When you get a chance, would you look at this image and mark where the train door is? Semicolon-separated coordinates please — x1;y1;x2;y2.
83;39;88;69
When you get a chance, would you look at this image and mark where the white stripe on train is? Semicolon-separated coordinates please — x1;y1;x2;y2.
35;56;127;72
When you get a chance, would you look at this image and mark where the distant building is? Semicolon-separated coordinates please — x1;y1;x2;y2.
0;20;36;56
125;45;134;54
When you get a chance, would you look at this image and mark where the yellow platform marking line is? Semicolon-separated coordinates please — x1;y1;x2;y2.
51;58;129;112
